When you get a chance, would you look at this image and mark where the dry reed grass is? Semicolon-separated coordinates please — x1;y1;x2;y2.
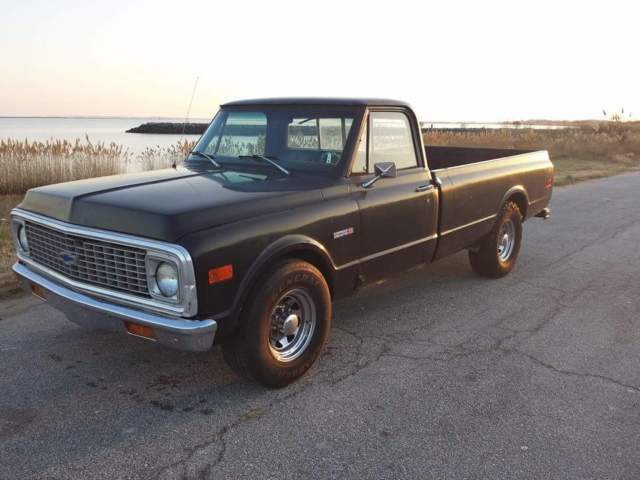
0;137;127;194
137;139;196;171
0;137;199;195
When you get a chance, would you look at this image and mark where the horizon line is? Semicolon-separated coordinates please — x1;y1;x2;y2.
0;115;213;120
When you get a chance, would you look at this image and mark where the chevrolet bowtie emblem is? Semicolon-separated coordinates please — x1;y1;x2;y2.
59;250;78;266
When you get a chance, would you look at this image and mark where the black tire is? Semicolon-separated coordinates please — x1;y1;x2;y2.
222;260;331;388
468;201;523;278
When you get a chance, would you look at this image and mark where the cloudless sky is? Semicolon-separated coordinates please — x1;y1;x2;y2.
1;0;638;121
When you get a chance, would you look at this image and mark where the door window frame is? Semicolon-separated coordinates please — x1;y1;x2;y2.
347;107;426;176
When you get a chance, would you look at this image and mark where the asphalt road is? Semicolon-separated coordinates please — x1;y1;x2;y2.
2;173;640;480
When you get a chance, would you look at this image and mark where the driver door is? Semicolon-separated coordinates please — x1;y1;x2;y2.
350;110;439;282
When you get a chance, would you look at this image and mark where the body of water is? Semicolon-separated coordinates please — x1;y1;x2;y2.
0;117;210;154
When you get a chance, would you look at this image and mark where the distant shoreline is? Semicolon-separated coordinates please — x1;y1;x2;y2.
126;122;209;134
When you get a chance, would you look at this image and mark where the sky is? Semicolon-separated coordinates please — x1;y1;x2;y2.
1;0;638;121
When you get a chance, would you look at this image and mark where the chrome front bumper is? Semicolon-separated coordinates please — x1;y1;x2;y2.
13;262;217;352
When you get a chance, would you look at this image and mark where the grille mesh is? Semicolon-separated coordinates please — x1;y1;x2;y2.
25;221;150;297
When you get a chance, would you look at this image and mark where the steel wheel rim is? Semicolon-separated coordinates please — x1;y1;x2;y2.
497;219;516;261
268;288;316;362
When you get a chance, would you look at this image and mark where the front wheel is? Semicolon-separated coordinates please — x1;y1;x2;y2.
469;201;523;278
222;260;331;388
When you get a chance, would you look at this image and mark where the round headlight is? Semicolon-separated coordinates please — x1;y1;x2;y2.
18;225;29;251
156;262;178;297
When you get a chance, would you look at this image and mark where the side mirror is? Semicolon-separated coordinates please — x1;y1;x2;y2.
361;162;397;188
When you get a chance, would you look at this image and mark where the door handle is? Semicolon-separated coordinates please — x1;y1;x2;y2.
415;184;434;192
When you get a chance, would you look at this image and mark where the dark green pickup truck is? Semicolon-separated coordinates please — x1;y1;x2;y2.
11;98;553;387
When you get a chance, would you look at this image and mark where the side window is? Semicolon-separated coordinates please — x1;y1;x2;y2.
370;112;418;169
287;117;354;151
351;119;368;174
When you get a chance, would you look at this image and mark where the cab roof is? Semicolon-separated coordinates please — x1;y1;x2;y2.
221;97;410;108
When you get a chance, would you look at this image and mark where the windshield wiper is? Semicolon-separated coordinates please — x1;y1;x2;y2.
238;154;290;176
190;150;222;169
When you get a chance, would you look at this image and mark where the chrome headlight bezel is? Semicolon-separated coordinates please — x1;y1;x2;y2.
146;256;181;301
18;225;29;252
11;218;30;255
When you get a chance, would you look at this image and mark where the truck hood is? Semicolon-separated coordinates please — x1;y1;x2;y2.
18;166;326;242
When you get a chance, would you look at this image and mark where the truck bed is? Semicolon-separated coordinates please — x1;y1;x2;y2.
425;146;533;170
424;145;553;260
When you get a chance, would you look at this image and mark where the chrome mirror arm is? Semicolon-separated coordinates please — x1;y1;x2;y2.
361;164;395;189
361;174;381;189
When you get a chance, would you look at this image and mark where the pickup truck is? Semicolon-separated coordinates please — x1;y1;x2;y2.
11;98;553;387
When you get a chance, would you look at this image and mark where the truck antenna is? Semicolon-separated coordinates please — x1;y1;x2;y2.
174;76;200;168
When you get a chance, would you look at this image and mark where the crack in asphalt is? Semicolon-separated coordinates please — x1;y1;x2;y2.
511;350;640;394
383;344;640;396
154;384;315;480
377;263;640;398
155;403;278;480
381;290;569;366
326;325;391;386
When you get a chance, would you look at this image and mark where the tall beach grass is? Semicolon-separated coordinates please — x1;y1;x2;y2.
0;137;197;195
138;139;196;171
0;137;127;194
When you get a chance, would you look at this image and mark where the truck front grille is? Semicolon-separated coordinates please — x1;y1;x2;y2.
25;221;150;297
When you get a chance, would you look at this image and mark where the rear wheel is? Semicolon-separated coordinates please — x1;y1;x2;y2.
469;201;523;278
222;260;331;388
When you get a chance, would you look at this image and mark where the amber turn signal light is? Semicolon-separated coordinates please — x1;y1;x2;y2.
124;322;156;340
208;264;233;284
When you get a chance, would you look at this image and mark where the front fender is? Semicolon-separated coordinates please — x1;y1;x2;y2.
217;234;337;335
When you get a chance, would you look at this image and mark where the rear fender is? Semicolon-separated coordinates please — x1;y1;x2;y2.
499;186;529;220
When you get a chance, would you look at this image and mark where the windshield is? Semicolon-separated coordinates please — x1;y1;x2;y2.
189;105;361;174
